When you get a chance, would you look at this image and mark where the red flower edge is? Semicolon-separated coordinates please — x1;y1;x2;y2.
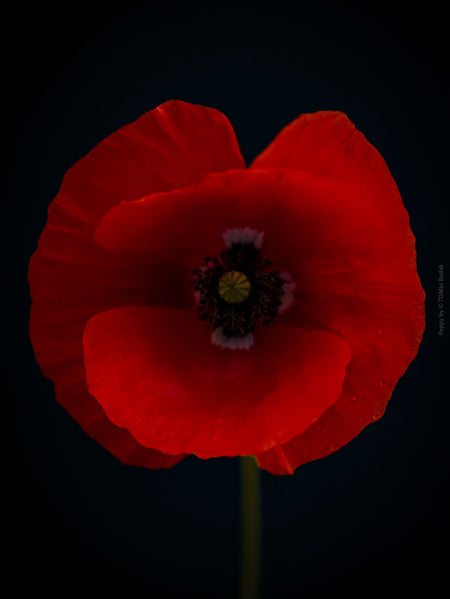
28;100;425;474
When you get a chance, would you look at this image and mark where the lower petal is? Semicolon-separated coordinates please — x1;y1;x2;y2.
256;260;425;475
28;211;189;469
83;306;352;458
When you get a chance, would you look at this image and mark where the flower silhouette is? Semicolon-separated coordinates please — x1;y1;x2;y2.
29;101;425;474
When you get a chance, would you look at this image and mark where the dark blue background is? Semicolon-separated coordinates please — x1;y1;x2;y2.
3;2;448;597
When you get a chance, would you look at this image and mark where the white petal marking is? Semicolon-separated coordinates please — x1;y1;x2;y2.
211;327;254;350
222;227;264;249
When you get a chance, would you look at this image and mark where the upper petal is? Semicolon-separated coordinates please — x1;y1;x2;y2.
60;99;246;225
95;168;385;272
251;110;412;245
83;306;351;458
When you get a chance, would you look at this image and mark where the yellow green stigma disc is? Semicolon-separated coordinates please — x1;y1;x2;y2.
218;271;251;304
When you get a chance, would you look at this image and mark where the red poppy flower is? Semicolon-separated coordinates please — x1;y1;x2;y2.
28;100;425;475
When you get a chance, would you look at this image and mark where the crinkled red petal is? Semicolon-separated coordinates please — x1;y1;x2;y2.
252;110;413;251
95;168;386;277
29;100;245;468
83;306;351;458
251;111;425;474
59;99;245;224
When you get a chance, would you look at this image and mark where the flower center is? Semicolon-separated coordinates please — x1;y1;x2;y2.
218;271;251;304
193;232;288;342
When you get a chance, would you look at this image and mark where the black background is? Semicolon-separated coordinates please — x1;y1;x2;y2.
3;2;448;598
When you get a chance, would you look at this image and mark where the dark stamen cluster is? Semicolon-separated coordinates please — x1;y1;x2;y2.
193;242;286;337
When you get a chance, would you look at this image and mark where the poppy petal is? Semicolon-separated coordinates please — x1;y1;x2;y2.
82;306;352;458
60;99;245;224
29;100;244;467
255;258;425;475
95;168;385;274
251;110;411;242
250;111;425;474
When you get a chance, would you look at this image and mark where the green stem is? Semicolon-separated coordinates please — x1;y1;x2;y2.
239;455;263;599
